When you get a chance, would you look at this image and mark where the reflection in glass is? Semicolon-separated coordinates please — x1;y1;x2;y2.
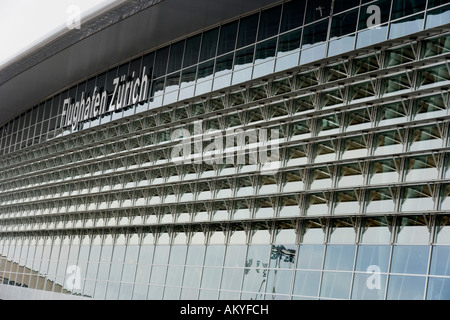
429;245;450;276
324;245;356;271
280;0;305;32
391;245;429;274
292;270;321;297
265;269;293;295
218;21;238;55
297;244;324;270
237;13;259;49
389;14;424;39
426;277;450;300
258;6;281;41
351;272;387;300
355;245;391;272
360;217;391;243
200;28;219;62
320;271;352;299
183;35;201;68
396;216;430;244
387;275;426;300
426;5;450;29
302;20;328;49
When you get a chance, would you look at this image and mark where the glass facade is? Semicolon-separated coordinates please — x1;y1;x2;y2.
0;0;450;300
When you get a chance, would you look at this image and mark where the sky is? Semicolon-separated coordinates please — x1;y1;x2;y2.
0;0;114;67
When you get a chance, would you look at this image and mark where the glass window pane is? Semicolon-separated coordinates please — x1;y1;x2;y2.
355;245;391;273
426;5;450;29
220;268;243;291
218;21;238;55
324;245;356;271
255;38;277;62
277;29;301;56
305;0;331;24
204;245;225;266
387;275;426;300
200;28;219;62
396;216;430;244
258;5;281;41
390;245;430;274
426;277;450;300
215;53;233;75
201;267;222;289
361;217;392;243
320;272;352;299
429;246;450;276
234;46;254;69
296;244;324;270
154;47;170;78
330;9;358;39
167;40;185;73
292;270;321;297
280;0;305;32
389;13;425;39
302;20;329;48
186;246;206;266
224;245;247;267
183;35;201;68
237;13;259;49
265;269;293;295
153;245;170;264
391;0;426;20
351;272;387;300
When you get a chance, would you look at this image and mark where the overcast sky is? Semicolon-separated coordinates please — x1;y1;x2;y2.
0;0;113;67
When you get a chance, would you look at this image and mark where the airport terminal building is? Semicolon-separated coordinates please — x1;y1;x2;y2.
0;0;450;300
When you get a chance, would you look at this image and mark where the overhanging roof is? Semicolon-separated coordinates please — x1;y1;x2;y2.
0;0;280;126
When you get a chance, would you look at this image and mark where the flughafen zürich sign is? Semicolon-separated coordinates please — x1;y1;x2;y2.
60;67;149;130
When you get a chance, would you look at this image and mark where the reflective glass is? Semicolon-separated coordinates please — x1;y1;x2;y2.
201;267;222;289
305;0;331;24
277;29;301;57
387;275;426;300
218;21;238;55
292;270;321;297
389;14;424;39
330;9;358;39
167;41;185;73
200;28;219;62
280;0;305;32
324;245;356;271
237;13;259;49
426;5;450;29
391;0;426;20
390;245;430;274
351;272;387;300
265;269;293;295
396;216;430;244
220;268;243;291
258;6;281;41
183;35;201;68
360;217;392;243
242;267;268;295
224;245;247;267
204;246;225;266
429;246;450;276
186;246;206;266
297;244;324;270
355;245;391;273
426;277;450;300
255;38;277;63
320;271;352;299
154;47;169;78
302;20;329;48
